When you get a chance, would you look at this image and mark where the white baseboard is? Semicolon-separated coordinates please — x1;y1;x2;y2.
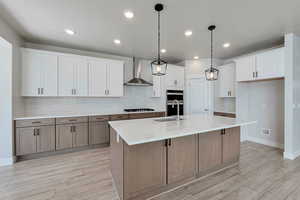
284;149;300;160
246;136;284;149
0;156;15;166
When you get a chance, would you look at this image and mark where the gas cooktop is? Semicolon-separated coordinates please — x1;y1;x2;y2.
124;108;155;112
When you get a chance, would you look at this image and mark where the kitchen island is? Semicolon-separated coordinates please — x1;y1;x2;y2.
109;114;254;200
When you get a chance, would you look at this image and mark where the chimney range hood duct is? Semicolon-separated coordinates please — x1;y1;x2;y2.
124;57;153;86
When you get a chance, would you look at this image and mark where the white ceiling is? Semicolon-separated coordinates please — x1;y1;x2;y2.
0;0;299;62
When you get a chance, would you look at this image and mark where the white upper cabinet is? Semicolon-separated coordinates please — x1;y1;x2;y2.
21;48;124;97
235;47;285;82
58;55;88;96
235;55;256;82
255;47;284;80
88;58;107;96
218;63;235;98
166;65;184;90
22;49;58;96
88;58;124;97
106;60;124;97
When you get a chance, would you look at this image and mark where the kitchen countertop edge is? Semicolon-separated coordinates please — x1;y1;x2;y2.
14;110;166;120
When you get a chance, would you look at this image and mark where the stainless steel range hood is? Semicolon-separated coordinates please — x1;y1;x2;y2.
124;57;153;86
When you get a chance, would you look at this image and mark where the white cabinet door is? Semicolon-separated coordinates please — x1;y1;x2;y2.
88;59;107;96
40;54;58;96
235;56;256;82
152;76;162;97
106;60;124;97
218;63;235;97
22;50;41;96
58;55;88;96
58;56;76;96
22;49;58;96
75;59;88;96
256;47;284;80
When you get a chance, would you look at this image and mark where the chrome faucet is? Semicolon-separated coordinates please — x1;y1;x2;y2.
171;100;180;120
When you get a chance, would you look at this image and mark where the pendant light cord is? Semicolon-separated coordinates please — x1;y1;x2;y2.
210;29;213;69
158;11;161;63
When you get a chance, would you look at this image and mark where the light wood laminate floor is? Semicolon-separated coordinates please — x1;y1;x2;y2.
1;142;300;200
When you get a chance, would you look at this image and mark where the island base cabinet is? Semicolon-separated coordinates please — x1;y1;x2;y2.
222;127;240;164
167;135;198;184
123;140;167;200
198;131;222;174
110;127;241;200
198;127;240;176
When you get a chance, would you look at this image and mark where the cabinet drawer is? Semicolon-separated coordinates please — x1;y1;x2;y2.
56;116;88;124
129;113;158;119
155;112;166;117
110;114;129;121
214;112;236;118
89;115;110;122
16;118;55;128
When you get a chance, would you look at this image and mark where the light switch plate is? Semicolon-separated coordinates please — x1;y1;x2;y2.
262;128;271;135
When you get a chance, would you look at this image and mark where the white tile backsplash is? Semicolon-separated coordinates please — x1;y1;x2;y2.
23;86;166;116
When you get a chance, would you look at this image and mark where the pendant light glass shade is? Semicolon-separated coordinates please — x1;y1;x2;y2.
205;67;219;81
205;25;219;81
151;60;167;76
151;3;167;76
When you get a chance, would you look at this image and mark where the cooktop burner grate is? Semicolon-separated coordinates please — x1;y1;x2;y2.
124;108;155;112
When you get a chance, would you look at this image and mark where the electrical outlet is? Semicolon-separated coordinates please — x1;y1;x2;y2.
262;129;271;135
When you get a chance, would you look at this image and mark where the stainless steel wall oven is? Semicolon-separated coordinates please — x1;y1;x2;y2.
166;90;184;116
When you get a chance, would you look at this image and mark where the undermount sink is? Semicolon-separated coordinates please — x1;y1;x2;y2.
154;116;184;122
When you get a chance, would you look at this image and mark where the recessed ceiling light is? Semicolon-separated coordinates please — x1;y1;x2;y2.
184;30;193;37
114;39;121;45
64;29;75;35
223;43;231;48
161;49;166;53
124;10;134;19
194;56;199;60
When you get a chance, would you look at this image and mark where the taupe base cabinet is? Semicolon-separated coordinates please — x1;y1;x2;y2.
16;119;55;156
110;127;240;200
89;115;110;145
16;125;56;156
14;112;165;159
56;123;89;150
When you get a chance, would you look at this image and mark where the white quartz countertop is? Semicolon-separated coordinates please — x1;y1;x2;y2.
14;110;166;120
109;114;256;145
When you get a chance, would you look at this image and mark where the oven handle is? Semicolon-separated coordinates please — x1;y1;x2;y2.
167;93;183;95
167;102;184;105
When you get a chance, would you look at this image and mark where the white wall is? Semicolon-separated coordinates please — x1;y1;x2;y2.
284;33;300;159
0;16;23;166
249;80;284;147
236;80;284;147
19;43;166;116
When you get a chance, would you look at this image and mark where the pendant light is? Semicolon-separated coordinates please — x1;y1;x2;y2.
205;25;219;81
151;3;167;76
